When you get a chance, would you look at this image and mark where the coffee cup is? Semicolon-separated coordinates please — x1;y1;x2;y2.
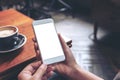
0;25;19;50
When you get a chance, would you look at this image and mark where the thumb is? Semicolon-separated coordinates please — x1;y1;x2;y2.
33;64;47;79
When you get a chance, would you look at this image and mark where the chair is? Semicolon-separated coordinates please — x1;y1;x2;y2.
0;0;24;9
38;0;73;14
91;0;120;40
0;0;33;16
27;0;73;19
50;0;72;12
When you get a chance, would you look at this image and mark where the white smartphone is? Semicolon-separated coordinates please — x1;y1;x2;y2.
32;18;65;64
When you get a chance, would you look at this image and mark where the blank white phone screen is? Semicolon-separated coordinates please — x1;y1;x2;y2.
34;22;64;62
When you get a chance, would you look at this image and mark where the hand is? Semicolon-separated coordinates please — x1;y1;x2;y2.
50;34;104;80
33;34;78;79
18;61;52;80
33;34;103;80
50;34;79;78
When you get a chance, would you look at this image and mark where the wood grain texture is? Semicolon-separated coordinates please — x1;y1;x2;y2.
0;9;36;74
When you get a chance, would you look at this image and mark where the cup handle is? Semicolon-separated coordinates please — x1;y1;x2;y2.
12;37;20;46
14;37;24;46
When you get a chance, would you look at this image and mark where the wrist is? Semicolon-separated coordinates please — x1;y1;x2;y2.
65;64;82;80
67;65;104;80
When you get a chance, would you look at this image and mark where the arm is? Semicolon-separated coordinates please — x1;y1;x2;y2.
32;33;104;80
68;65;103;80
51;34;104;80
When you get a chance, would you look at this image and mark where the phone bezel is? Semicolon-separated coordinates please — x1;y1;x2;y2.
32;18;65;64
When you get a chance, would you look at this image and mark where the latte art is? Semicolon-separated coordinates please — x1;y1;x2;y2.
0;29;14;37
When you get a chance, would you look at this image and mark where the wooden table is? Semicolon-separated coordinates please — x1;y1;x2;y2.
0;9;36;80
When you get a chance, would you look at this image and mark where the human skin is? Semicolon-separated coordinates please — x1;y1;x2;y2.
18;61;53;80
18;34;104;80
50;34;104;80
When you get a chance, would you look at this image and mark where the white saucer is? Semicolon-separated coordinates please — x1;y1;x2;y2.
0;34;27;53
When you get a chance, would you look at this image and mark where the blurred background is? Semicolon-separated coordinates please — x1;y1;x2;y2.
0;0;120;80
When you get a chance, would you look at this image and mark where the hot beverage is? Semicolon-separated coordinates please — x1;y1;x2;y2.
0;25;18;50
0;29;15;37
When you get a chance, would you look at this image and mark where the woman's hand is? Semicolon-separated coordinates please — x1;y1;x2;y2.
33;34;103;80
33;34;78;79
50;34;79;78
18;61;52;80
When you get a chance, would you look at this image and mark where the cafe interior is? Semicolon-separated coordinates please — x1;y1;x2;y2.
0;0;120;80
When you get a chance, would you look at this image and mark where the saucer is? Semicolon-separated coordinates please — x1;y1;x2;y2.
0;34;27;53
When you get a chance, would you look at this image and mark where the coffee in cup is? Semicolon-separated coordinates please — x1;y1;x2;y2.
0;25;19;50
0;28;16;37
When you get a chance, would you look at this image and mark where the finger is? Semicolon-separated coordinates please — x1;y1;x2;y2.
47;65;54;72
32;37;37;42
36;50;41;61
50;61;64;72
34;42;39;54
58;33;69;49
20;61;41;75
58;34;76;64
34;42;42;61
34;42;39;50
42;76;48;80
58;34;71;58
33;64;47;79
46;71;55;78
